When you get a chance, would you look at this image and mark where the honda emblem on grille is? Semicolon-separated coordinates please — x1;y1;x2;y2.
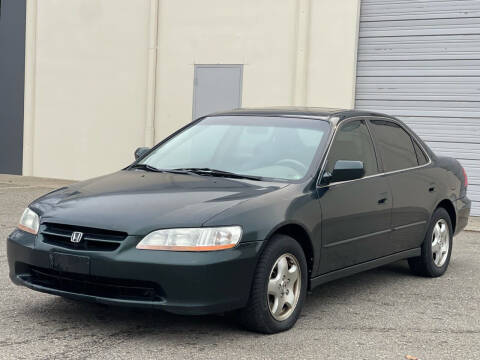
71;231;83;243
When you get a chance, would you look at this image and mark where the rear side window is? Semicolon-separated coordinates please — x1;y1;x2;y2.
369;120;418;172
326;120;378;177
413;140;429;165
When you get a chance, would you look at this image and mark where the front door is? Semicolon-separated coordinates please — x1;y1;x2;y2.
317;119;392;273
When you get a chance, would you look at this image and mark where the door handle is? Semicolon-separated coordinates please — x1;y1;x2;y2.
377;191;388;204
378;192;388;205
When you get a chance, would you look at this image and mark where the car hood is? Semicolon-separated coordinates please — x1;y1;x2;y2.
30;170;288;235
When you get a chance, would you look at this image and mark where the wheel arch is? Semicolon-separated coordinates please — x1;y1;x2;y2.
263;222;315;281
435;199;457;233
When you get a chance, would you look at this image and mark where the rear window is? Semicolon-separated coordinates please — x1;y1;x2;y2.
369;120;418;172
413;140;429;166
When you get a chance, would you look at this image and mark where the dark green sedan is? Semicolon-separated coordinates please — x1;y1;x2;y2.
7;108;471;333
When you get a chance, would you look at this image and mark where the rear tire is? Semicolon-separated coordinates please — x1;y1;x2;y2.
237;234;307;334
408;207;453;277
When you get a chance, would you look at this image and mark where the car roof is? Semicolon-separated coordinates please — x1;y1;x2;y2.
207;106;397;124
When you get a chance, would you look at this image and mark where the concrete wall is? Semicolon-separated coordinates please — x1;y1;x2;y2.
307;0;360;108
23;0;360;180
23;0;152;180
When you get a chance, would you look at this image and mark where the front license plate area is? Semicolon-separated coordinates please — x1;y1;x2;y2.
50;252;90;275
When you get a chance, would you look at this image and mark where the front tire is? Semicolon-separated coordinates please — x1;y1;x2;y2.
238;234;308;334
408;207;453;277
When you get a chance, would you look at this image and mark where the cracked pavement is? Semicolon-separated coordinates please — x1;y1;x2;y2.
0;175;479;359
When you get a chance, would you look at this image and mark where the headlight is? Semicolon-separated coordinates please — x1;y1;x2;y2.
18;208;40;235
136;226;242;251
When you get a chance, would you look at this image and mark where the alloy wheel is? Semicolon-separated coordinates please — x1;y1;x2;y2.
432;219;450;267
267;253;301;321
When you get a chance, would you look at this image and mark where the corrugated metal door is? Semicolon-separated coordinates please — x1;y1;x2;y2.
355;0;480;215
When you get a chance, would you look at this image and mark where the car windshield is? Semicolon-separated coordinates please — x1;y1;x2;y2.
138;115;331;181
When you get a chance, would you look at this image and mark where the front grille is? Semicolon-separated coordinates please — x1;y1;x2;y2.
41;223;128;251
25;265;163;302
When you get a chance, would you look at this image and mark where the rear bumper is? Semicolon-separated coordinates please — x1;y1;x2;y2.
455;196;471;235
7;229;263;315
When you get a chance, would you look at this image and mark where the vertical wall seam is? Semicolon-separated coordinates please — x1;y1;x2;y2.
351;0;362;108
304;3;312;106
144;0;160;147
290;0;300;105
22;0;37;176
292;0;311;106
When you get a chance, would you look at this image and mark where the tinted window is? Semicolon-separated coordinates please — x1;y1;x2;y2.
413;140;429;165
370;120;418;172
326;120;378;177
141;116;330;181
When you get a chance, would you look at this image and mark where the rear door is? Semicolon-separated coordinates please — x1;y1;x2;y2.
369;119;435;251
317;119;392;273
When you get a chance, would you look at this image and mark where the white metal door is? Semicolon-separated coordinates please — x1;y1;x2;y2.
192;65;243;120
356;0;480;215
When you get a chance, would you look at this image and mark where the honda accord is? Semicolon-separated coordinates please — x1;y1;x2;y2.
7;108;471;333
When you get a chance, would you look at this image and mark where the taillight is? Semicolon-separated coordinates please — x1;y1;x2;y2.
462;167;468;188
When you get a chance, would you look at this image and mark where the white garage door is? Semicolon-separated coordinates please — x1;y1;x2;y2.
355;0;480;216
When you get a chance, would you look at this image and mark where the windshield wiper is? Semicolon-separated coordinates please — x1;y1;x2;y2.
130;164;263;180
130;163;164;172
173;168;263;181
130;164;193;175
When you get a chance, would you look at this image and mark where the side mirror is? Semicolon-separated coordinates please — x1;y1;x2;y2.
322;160;365;184
134;147;150;160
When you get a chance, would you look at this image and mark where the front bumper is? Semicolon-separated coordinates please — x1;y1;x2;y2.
7;229;263;315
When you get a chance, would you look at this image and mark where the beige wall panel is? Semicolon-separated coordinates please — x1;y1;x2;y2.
25;0;360;180
307;0;360;108
154;0;298;141
31;0;151;180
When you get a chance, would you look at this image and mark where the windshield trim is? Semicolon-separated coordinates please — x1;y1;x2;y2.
126;115;333;184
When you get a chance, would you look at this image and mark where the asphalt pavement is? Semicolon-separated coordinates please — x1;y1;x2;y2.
1;175;479;360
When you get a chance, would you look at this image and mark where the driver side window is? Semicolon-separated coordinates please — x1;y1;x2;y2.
326;120;378;177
